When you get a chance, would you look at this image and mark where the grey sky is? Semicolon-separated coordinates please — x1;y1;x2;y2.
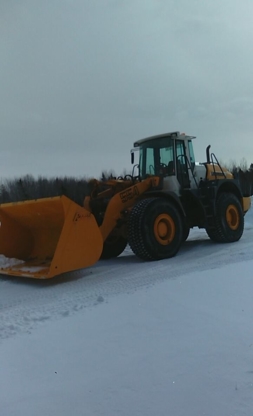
1;0;253;179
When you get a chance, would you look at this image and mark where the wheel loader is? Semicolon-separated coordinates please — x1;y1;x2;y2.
0;131;251;279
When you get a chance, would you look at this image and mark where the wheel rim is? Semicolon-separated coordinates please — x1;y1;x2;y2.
154;214;175;245
226;204;240;230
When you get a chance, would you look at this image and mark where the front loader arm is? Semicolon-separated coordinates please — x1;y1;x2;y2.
99;176;160;241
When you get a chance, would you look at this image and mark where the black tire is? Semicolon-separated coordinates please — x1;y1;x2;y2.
100;234;127;259
206;226;221;242
182;224;190;242
128;198;183;260
206;192;244;243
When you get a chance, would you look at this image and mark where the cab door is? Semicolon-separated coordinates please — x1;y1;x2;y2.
175;140;190;188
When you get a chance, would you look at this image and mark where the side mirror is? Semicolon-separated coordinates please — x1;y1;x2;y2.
131;151;134;164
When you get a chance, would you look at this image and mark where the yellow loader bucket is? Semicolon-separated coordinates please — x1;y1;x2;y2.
0;196;103;279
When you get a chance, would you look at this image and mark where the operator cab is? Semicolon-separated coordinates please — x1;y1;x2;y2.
132;131;196;194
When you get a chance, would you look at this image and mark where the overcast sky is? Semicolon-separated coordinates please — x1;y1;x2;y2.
1;0;253;179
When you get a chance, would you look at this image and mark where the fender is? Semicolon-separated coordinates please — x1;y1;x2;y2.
139;190;186;217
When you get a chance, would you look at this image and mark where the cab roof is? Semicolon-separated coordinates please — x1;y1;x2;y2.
133;131;196;147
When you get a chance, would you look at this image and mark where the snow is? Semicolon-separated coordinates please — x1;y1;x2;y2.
1;207;253;416
0;254;24;268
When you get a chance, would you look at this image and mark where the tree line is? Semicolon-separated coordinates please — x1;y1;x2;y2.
0;170;121;205
232;166;253;197
0;164;252;205
0;175;90;206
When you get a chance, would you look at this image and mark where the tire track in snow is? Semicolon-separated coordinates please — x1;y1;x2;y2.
0;225;253;341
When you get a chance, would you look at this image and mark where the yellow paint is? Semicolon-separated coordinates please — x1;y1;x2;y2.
225;204;240;230
99;177;158;241
0;196;103;279
153;214;175;245
206;164;233;181
0;177;160;279
242;196;251;213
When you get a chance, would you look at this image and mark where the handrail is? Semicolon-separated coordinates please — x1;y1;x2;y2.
132;164;140;179
210;153;226;180
176;154;198;188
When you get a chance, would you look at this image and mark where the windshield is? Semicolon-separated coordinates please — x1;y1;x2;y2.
139;137;174;178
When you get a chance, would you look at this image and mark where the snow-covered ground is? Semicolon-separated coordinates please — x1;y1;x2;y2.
1;208;253;416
